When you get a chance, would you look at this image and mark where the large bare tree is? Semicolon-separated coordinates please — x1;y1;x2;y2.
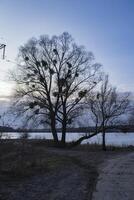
87;75;130;150
12;32;101;146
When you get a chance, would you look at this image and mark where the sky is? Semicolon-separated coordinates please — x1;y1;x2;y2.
0;0;134;98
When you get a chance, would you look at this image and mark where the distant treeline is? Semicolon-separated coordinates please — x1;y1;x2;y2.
0;125;134;133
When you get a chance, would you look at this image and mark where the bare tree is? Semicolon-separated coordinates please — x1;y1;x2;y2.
87;75;130;150
127;102;134;125
12;32;101;146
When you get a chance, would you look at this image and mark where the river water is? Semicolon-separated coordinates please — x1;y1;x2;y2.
1;132;134;146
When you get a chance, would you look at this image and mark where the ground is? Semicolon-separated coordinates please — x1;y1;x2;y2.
0;140;134;200
92;152;134;200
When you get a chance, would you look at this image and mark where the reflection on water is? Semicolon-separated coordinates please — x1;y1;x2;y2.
1;132;134;146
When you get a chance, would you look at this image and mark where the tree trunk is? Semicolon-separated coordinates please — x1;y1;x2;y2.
51;128;59;145
61;104;67;147
71;131;99;147
102;130;106;151
61;118;67;147
50;116;59;145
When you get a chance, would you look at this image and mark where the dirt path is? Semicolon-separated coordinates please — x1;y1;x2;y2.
92;152;134;200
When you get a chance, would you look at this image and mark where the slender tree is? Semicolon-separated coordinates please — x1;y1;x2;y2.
12;32;101;146
87;75;130;150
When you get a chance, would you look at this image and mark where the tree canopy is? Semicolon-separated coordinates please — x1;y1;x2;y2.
13;32;101;145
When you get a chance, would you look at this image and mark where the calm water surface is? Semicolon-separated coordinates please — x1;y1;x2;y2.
2;132;134;146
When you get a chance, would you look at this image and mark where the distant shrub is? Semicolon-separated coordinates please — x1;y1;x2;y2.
19;132;29;140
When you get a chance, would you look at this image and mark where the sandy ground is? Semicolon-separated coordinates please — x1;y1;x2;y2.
92;152;134;200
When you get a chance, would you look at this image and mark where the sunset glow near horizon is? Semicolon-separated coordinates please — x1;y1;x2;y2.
0;0;134;99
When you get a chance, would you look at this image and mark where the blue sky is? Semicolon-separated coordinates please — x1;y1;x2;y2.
0;0;134;96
